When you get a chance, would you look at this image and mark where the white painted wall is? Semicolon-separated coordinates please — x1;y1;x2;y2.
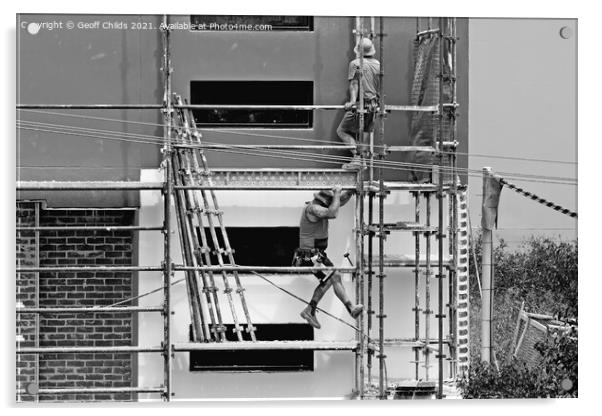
468;19;577;245
137;169;451;399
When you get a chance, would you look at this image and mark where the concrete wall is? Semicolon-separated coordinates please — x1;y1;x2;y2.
468;19;577;244
17;14;468;206
137;169;451;399
16;14;464;399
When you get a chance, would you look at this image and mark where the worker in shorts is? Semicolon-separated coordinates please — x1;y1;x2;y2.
337;37;380;170
293;186;364;329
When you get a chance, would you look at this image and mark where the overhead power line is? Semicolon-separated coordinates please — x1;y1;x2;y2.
18;109;578;166
16;120;578;186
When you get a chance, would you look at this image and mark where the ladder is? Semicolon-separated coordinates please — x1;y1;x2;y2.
170;94;256;343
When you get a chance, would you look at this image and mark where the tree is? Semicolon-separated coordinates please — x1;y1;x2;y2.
462;235;577;398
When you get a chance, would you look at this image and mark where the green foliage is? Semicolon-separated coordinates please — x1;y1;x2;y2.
459;329;577;398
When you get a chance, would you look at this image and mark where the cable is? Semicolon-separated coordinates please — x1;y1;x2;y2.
16;120;578;185
494;174;578;218
17;118;577;183
18;109;578;165
17;120;577;185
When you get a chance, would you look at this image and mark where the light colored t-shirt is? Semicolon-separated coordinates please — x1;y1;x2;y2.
348;57;381;101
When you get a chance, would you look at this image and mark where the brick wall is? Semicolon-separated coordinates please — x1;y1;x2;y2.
16;202;38;401
16;202;137;402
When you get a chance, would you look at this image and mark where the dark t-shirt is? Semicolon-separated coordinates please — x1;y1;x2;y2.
298;202;329;249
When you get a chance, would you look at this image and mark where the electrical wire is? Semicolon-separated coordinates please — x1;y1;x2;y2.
17;118;578;183
18;108;578;166
18;122;574;186
16;120;578;186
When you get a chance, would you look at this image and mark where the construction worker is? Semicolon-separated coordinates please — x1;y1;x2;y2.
337;37;381;170
294;186;364;329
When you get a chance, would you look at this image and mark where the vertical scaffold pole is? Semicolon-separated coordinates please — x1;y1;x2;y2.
376;16;386;400
447;17;459;379
436;16;446;400
412;192;421;380
160;14;172;402
356;16;366;399
367;160;374;387
34;201;40;402
424;193;432;379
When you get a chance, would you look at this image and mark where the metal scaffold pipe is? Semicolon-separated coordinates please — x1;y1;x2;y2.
377;16;386;401
160;14;173;402
436;17;445;400
17;104;164;109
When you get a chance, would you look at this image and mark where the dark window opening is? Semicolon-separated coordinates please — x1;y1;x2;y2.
190;15;313;32
190;81;313;128
198;226;299;267
189;323;314;371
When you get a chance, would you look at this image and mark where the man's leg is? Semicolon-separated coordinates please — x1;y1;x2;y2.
300;277;335;329
337;112;363;170
330;274;364;318
301;273;363;327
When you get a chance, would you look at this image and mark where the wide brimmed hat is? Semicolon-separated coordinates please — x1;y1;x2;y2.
355;38;376;57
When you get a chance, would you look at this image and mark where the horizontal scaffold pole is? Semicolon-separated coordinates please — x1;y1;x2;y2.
16;225;163;232
172;340;358;351
16;266;163;273
173;185;358;191
416;28;441;37
16;346;164;354
17;104;164;110
16;306;163;314
176;144;357;150
17;103;438;112
173;265;357;273
175;104;439;112
16;181;164;191
17;387;164;395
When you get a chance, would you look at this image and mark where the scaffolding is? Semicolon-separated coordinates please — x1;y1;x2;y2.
16;15;467;401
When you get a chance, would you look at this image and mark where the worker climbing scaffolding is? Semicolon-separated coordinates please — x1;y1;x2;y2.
337;37;381;170
294;187;364;329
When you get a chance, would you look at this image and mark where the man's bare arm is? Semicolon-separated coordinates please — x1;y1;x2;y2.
339;190;355;207
308;187;343;220
347;79;359;105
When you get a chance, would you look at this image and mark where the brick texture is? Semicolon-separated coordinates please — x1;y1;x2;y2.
16;202;136;402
